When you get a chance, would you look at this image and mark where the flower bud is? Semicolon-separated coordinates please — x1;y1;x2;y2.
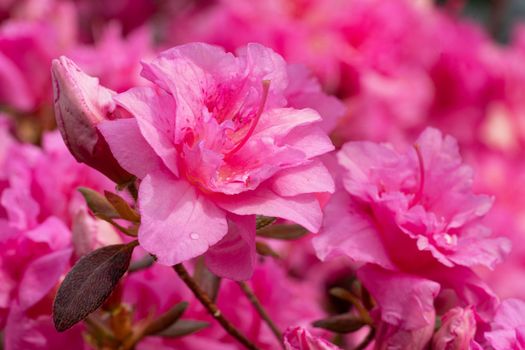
72;209;122;258
432;307;477;350
284;327;341;350
51;56;133;184
375;311;435;350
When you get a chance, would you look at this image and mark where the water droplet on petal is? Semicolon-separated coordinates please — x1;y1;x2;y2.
190;233;199;240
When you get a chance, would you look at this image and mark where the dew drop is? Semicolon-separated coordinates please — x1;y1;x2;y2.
190;233;200;240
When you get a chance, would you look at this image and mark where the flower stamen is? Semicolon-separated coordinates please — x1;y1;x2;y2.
410;143;425;207
226;80;270;157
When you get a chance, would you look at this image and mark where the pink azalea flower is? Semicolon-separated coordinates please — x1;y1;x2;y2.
485;299;525;350
284;64;346;134
358;264;439;350
432;306;481;350
0;127;117;331
4;304;86;350
0;1;76;112
313;128;510;347
99;43;335;279
314;127;509;272
0;20;57;111
284;326;341;350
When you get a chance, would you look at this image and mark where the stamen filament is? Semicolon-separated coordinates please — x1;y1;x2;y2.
411;143;425;206
226;80;271;157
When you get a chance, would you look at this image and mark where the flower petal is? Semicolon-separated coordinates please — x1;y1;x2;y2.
98;118;165;179
138;172;228;265
271;160;335;197
205;214;256;280
113;87;179;176
215;186;322;233
313;191;394;269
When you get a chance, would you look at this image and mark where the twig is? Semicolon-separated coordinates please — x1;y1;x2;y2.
128;255;155;273
238;281;283;347
122;302;188;350
329;288;372;325
173;263;260;350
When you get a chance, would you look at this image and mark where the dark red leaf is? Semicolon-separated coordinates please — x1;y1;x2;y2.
53;242;138;332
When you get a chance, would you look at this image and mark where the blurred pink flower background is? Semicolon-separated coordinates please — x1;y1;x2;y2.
2;0;525;349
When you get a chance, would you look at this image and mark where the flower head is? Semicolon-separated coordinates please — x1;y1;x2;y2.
99;43;335;279
432;306;479;350
314;127;510;272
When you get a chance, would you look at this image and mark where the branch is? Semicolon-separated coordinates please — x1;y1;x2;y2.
238;281;283;347
173;263;260;350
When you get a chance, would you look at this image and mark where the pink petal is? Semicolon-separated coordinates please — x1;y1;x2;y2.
239;43;289;94
205;214;256;280
18;249;72;310
141;43;234;126
5;305;84;350
0;187;39;231
425;265;499;322
0;52;33;110
271;160;335;197
313;192;395;269
25;217;71;251
98;118;165;179
138;172;228;265
337;141;401;200
215;186;323;233
284;126;336;159
253;108;323;141
284;326;342;350
492;299;525;330
113;87;179;176
448;226;511;270
357;264;440;330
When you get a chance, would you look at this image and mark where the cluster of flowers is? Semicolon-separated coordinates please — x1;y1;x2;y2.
2;0;525;349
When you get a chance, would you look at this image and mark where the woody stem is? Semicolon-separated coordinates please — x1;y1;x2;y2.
238;281;283;347
172;263;260;350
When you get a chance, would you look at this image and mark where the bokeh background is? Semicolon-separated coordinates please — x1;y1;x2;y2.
2;0;525;348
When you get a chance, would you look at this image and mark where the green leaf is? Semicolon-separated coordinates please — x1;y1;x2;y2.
256;224;308;240
256;216;276;230
193;257;221;302
255;241;280;258
144;302;188;336
313;314;366;333
104;191;140;222
128;254;155;273
53;241;138;332
157;320;210;338
78;187;119;220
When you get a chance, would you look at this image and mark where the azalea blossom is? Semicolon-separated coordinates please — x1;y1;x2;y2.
314;127;510;272
313;127;510;347
96;42;336;279
0;127;117;340
432;306;481;350
283;327;340;350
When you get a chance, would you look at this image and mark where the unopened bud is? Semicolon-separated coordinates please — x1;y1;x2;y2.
72;209;122;258
284;327;341;350
432;307;477;350
51;56;133;184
